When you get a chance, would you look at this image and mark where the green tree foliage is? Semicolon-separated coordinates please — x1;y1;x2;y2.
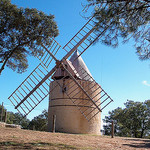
103;100;150;138
0;104;6;121
0;103;48;131
7;112;30;129
28;110;48;131
85;0;150;60
0;104;29;128
0;0;58;74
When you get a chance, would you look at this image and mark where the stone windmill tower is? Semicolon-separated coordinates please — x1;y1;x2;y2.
8;16;113;134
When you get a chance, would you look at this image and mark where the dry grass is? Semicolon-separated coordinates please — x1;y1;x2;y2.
0;127;150;150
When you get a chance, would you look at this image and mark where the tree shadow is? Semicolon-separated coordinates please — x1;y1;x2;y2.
0;141;78;149
123;138;150;148
0;141;32;149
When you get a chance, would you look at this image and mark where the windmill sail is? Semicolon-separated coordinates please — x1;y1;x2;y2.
62;16;109;60
8;64;58;117
8;15;113;119
31;38;61;69
8;37;61;117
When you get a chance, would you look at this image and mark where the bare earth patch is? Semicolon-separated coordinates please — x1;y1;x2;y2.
0;127;150;150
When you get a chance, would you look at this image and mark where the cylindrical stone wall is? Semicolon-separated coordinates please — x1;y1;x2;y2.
48;79;101;134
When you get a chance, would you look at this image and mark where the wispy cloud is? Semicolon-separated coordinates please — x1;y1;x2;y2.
142;80;150;86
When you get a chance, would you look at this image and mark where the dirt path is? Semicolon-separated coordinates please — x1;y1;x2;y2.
0;127;150;149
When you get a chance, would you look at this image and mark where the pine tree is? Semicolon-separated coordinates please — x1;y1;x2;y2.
0;0;58;74
85;0;150;60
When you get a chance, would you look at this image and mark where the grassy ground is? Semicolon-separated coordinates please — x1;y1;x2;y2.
0;127;150;150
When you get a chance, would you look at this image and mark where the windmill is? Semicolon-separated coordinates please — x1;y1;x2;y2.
8;16;113;134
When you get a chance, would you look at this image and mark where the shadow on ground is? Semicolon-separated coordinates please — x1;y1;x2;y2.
123;138;150;148
0;141;78;149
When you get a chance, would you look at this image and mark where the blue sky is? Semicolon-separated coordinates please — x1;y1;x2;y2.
0;0;150;121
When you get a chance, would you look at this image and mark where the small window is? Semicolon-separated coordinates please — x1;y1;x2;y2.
62;87;67;92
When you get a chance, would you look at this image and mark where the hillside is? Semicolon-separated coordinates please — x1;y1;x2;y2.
0;127;150;150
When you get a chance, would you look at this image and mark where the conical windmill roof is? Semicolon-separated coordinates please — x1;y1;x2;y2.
70;50;93;80
52;51;92;81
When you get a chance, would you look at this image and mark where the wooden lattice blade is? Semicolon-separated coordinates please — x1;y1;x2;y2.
31;38;61;69
8;64;58;117
62;16;109;60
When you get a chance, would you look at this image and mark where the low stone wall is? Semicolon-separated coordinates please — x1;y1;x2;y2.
0;122;21;129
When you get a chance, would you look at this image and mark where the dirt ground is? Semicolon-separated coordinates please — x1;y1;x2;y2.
0;127;150;150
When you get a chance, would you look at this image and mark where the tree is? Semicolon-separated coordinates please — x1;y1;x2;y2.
85;0;150;60
0;103;6;122
103;107;130;137
124;100;150;138
0;104;29;128
28;110;48;131
103;100;150;138
0;0;58;74
7;112;30;129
